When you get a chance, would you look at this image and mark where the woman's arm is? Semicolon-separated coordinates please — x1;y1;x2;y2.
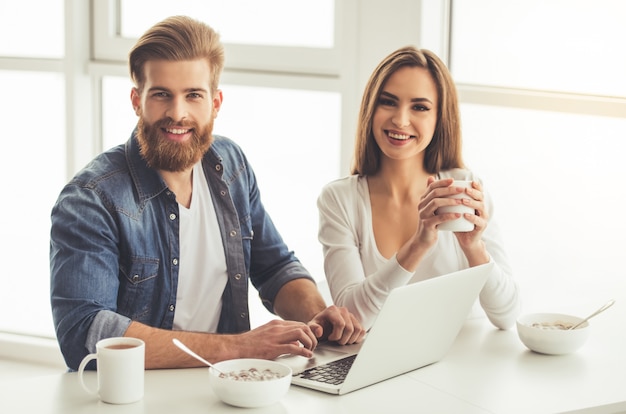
317;179;414;329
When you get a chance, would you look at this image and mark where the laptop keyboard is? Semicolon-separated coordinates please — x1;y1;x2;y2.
295;354;357;385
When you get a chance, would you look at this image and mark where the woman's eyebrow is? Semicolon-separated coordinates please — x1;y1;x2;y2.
380;91;433;104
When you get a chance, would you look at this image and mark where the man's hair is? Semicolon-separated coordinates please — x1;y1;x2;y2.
351;46;463;176
129;15;224;93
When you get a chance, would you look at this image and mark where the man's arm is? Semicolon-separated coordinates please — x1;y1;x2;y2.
272;278;327;322
124;318;320;369
272;278;366;345
124;322;236;369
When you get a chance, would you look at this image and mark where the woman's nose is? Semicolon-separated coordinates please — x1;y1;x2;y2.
391;110;410;128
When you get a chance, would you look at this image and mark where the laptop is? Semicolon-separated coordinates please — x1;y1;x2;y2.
276;262;494;395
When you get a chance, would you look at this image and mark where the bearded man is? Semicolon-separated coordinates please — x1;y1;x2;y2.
50;15;364;372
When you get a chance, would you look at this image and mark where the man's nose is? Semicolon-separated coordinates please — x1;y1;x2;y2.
166;97;188;122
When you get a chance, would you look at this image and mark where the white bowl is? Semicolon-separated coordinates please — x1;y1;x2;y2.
516;312;590;355
208;358;292;408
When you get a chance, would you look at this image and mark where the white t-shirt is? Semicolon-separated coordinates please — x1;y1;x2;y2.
173;162;228;332
317;169;521;330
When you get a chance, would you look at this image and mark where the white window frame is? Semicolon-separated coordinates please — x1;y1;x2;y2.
92;0;342;76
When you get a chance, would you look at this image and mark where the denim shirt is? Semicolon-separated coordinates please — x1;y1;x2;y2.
50;132;313;370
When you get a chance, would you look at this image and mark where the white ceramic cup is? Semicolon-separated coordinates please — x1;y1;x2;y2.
77;337;145;404
437;180;475;232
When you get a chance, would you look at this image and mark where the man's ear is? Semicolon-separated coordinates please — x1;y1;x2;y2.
131;87;141;116
212;89;223;116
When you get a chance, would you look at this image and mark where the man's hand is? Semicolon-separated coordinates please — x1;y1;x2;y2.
238;319;319;359
308;305;366;345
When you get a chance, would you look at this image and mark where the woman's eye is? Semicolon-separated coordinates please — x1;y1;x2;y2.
378;98;396;107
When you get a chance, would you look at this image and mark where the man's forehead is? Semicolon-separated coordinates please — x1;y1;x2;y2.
142;59;212;87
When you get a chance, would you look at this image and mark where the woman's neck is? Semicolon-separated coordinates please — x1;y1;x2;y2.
369;159;430;204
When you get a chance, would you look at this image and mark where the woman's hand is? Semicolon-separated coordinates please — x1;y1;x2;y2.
418;177;466;238
453;180;490;265
307;305;366;345
398;177;462;270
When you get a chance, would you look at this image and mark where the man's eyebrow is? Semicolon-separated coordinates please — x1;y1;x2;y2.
184;87;209;94
146;86;209;93
380;91;433;104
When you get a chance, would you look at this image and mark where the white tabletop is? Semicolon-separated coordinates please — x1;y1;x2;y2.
2;299;625;414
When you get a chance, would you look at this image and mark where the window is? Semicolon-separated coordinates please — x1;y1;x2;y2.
451;0;626;309
119;0;334;48
2;0;625;352
451;0;626;96
461;104;626;305
93;0;341;76
0;71;65;336
0;0;64;58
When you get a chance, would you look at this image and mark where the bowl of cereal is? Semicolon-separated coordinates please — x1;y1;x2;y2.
516;312;590;355
208;358;292;408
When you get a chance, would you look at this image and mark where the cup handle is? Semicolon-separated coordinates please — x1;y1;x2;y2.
77;353;98;395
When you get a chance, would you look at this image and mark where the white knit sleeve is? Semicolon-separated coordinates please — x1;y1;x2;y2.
317;178;413;329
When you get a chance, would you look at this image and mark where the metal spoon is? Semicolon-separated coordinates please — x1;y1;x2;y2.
568;299;616;330
172;338;225;374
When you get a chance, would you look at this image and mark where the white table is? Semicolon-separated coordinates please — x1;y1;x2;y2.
2;300;625;413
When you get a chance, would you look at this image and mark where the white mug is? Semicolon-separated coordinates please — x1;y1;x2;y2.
437;180;475;232
78;337;145;404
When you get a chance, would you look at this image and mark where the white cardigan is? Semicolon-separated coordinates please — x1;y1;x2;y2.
317;169;521;330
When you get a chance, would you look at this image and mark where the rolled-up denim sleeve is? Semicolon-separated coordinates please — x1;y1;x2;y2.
50;182;127;370
256;261;315;313
86;310;131;351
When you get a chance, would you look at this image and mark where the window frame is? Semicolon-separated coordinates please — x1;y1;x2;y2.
92;0;343;76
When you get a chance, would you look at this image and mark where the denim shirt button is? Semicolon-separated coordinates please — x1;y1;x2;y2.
169;213;176;220
234;273;242;280
169;304;175;312
239;312;246;319
132;274;140;282
172;258;179;266
220;190;226;196
229;230;237;237
215;164;221;171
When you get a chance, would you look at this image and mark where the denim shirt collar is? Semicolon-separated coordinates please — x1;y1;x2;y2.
125;130;227;207
125;131;170;206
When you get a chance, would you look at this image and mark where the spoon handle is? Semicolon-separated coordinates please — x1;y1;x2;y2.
569;299;616;330
172;338;224;374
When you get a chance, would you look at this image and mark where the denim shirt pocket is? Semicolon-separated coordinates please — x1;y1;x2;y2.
241;214;254;241
240;214;254;269
118;257;160;322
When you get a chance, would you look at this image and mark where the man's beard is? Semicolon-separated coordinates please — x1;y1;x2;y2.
136;116;214;172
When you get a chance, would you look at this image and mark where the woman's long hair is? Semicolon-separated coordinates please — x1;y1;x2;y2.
351;46;463;176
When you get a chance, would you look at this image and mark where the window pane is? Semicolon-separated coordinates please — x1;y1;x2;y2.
214;85;341;283
102;78;341;280
0;71;65;336
120;0;335;48
451;0;626;97
0;0;64;58
102;77;138;151
460;103;626;307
